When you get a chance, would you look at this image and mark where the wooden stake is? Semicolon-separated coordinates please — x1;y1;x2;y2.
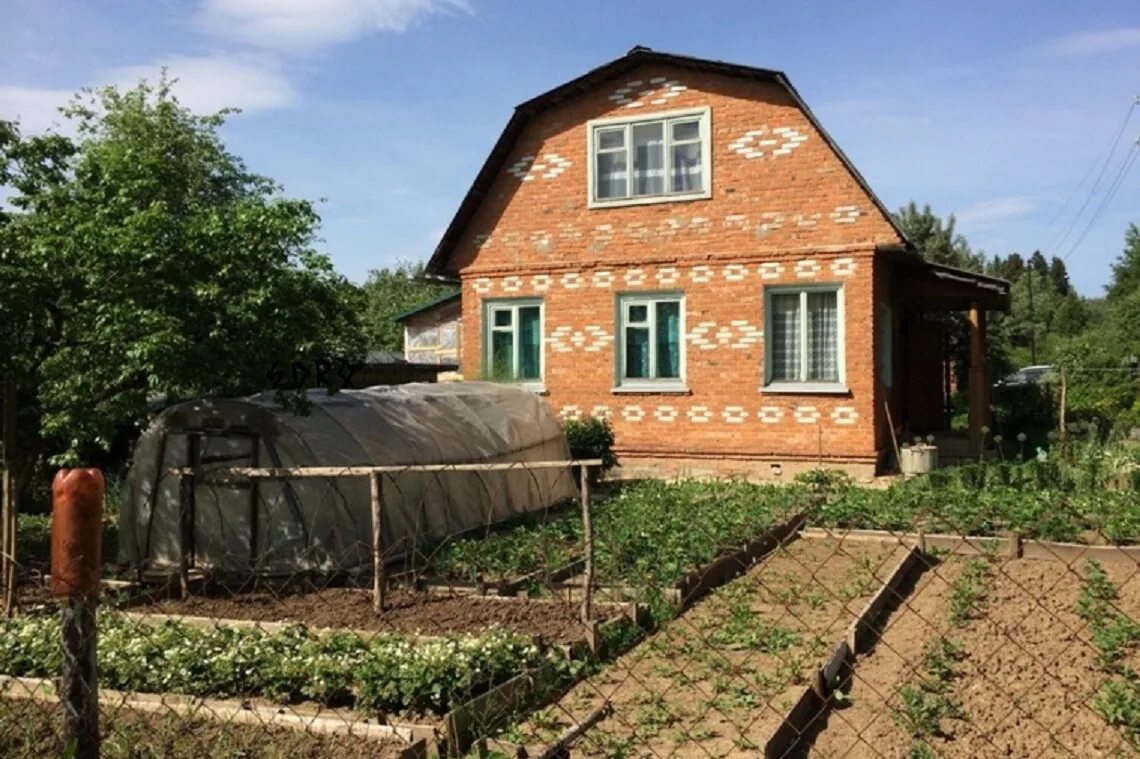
178;472;192;599
60;594;99;759
579;464;594;627
884;401;902;473
2;380;16;616
371;471;385;614
1059;367;1068;441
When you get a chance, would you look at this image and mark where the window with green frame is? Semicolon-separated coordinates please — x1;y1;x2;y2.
617;293;684;387
484;299;543;382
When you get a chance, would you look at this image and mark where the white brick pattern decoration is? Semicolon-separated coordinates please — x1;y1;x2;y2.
591;405;612;420
758;406;784;424
531;274;551;292
830;205;860;224
690;265;713;283
722;405;749;424
794;212;822;228
656;266;679;286
727;320;763;349
529;230;552;253
473;277;493;294
592;270;615;288
559;405;581;421
758;262;784;280
831;407;859;425
507;153;571;181
557;223;581;241
560;272;582;290
686;321;717;351
623;268;647;286
759;212;785;232
654;406;678;423
501;275;523;293
546;325;614;354
724;213;750;232
608;77;687;108
795;259;822;279
723;263;747;282
473;233;492;250
593;224;615;245
831;257;857;277
621;405;646;423
794;406;822;424
727;126;808;159
687;405;712;423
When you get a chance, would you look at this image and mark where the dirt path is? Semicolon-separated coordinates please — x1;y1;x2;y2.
808;555;965;757
503;537;908;758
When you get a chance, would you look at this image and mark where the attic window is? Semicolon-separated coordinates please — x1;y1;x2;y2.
587;107;711;207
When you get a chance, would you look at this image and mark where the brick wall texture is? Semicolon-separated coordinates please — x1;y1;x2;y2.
447;64;906;478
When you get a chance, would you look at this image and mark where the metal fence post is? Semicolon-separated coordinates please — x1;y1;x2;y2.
371;470;386;614
52;468;104;759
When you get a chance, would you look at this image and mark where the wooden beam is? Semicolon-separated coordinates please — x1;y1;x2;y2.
168;459;605;479
2;381;16;616
968;304;990;457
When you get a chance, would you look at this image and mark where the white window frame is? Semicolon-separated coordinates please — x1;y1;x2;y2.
483;298;545;390
762;285;848;394
614;292;688;392
586;107;712;209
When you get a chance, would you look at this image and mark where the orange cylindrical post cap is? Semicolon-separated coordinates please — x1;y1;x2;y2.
51;468;104;597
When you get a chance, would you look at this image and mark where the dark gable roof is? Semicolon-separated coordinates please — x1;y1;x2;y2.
426;46;912;277
393;290;460;322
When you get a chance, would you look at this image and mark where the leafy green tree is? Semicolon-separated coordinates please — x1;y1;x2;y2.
893;202;984;271
1107;224;1140;302
1;79;363;498
359;262;456;352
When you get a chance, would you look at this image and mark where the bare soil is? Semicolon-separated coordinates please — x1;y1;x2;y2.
810;555;1140;758
124;586;598;644
504;537;908;758
0;698;410;758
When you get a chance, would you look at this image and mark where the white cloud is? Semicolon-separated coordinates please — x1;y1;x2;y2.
1042;27;1140;57
0;86;76;134
196;0;471;51
105;54;297;114
2;54;296;134
955;196;1036;229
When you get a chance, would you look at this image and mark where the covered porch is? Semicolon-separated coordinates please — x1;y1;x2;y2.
887;258;1011;459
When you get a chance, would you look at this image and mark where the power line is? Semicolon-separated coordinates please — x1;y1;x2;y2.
1061;137;1139;262
1043;97;1138;258
1036;98;1137;253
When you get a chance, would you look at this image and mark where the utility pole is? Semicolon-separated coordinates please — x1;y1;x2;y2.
1027;253;1038;365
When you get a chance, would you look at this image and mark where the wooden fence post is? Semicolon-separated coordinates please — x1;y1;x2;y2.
52;468;104;759
178;472;192;599
579;465;594;629
2;380;17;617
1059;367;1068;441
371;471;385;614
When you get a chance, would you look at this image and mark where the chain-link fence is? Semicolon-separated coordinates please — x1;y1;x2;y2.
3;440;1140;758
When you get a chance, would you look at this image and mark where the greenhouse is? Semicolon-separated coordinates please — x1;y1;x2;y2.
120;382;576;577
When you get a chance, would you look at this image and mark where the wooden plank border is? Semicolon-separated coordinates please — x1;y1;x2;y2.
442;668;550;757
675;513;805;605
0;675;432;755
799;527;1140;564
846;545;924;655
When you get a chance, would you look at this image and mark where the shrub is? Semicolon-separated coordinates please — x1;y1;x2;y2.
563;416;618;473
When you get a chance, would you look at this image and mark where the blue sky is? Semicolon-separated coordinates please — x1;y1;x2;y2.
2;1;1138;295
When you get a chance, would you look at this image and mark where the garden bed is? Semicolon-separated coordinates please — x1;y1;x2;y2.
805;555;1140;757
491;537;909;757
122;586;604;645
0;695;420;758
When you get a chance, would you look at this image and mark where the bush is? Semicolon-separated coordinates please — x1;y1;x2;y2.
563;416;618;473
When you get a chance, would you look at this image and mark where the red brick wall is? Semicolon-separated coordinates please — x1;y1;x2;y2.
450;64;904;476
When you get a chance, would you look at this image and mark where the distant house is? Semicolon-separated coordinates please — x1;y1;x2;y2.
396;292;461;375
424;47;1009;478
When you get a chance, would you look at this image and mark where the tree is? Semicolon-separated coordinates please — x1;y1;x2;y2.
1;79;363;499
359;262;457;353
892;202;984;271
1107;224;1140;302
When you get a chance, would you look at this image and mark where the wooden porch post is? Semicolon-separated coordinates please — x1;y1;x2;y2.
968;303;991;456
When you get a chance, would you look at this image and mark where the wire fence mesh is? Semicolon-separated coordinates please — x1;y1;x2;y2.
2;438;1140;758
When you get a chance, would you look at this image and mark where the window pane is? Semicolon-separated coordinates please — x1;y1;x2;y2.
628;304;649;323
655;301;681;379
632;122;665;196
769;293;801;382
493;309;512;328
671;141;703;193
491;330;513;379
597;127;625;150
807;292;839;382
517;306;541;380
596;151;627;199
672;120;700;142
625;326;650;379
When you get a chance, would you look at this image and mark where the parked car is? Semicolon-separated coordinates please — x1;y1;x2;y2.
994;365;1054;389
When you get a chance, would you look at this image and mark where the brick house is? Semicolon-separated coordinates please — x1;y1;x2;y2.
425;47;1009;479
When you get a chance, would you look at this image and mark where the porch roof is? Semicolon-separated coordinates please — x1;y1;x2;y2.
892;256;1011;312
